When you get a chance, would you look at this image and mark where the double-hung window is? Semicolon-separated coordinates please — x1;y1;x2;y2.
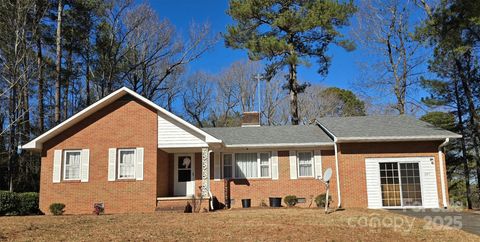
297;151;313;177
223;152;271;179
223;154;233;178
118;149;136;179
63;150;81;180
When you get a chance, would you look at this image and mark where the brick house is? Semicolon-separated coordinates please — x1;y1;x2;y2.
22;87;460;214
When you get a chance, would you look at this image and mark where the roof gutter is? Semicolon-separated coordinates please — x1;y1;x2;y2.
335;135;462;143
316;121;341;208
223;142;334;149
438;138;450;208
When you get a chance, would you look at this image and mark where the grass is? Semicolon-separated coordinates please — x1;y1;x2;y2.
0;208;478;241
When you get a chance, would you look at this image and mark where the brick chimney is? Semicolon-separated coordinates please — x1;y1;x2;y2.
242;111;260;127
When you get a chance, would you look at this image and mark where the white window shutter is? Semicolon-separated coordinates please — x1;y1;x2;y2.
271;151;279;180
289;150;297;179
214;152;221;181
314;149;322;179
80;149;90;182
53;150;62;183
135;147;144;180
108;148;117;181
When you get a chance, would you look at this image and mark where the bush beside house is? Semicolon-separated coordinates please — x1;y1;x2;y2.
315;194;332;208
0;191;40;215
49;203;66;216
284;195;297;207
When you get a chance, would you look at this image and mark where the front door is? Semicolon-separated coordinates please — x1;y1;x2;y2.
174;154;195;196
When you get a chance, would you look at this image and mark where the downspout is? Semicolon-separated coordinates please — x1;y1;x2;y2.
315;121;341;208
333;138;341;208
438;138;449;208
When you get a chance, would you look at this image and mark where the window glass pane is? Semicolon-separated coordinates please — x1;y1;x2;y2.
379;162;401;206
178;170;191;182
177;156;192;182
260;153;269;165
65;151;81;180
224;154;232;166
260;153;270;177
400;163;422;206
224;166;232;178
260;166;269;177
223;154;233;178
119;150;135;178
235;153;257;178
298;152;312;177
178;156;192;169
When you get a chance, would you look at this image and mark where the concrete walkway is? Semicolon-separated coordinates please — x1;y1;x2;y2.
390;209;480;236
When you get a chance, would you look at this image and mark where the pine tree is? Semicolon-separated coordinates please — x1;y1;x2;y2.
224;0;356;124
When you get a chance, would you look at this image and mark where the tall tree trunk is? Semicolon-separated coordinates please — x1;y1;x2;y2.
288;63;300;125
37;35;44;132
453;78;472;209
63;48;72;119
54;0;63;124
8;85;17;192
35;1;44;133
85;51;91;105
455;54;480;199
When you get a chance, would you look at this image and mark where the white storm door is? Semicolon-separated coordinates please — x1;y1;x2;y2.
174;154;195;196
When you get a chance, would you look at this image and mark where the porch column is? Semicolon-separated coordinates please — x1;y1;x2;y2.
201;147;210;198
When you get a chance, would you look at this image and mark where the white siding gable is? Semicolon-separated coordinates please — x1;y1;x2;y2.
158;112;208;148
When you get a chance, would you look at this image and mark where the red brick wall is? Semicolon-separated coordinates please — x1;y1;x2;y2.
210;150;335;208
157;149;170;197
40;95;158;214
209;141;447;209
337;141;446;208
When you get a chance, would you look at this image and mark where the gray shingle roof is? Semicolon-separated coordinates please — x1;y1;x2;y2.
317;115;461;141
202;125;333;147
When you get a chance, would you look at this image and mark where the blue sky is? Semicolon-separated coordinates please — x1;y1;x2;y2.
150;0;360;90
148;0;434;116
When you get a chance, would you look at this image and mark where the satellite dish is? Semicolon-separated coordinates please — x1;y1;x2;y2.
323;168;332;182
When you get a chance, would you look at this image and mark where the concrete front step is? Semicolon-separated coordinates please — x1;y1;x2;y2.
156;196;211;213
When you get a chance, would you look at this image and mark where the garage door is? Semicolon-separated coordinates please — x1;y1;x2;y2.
365;157;439;209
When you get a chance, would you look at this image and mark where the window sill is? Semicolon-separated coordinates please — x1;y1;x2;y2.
61;180;81;183
222;177;272;181
297;176;316;180
115;179;137;182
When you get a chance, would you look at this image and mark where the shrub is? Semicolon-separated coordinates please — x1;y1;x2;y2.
0;191;17;215
0;191;39;216
315;194;332;208
17;192;39;215
283;195;297;207
49;203;66;216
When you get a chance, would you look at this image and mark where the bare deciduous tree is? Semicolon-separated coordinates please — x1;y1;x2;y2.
121;4;218;102
353;0;425;114
182;72;213;128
